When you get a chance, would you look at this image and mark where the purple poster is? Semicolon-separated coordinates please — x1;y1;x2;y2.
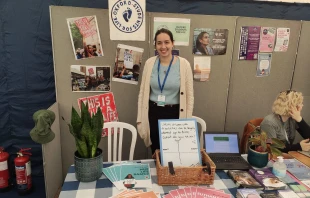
239;26;261;60
247;26;261;60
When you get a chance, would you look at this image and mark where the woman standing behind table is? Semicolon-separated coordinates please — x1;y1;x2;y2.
137;29;194;155
260;90;310;153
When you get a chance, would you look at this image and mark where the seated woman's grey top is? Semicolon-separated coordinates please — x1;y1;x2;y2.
260;113;310;152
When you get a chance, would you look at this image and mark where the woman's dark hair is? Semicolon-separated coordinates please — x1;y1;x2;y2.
154;28;174;43
195;31;208;55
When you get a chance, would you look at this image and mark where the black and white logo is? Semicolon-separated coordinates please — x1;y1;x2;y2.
110;0;144;33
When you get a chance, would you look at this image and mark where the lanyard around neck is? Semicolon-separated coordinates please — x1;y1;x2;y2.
158;56;174;93
279;115;289;142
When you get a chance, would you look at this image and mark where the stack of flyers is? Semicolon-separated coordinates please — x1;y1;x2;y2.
109;189;160;198
163;186;232;198
102;162;152;190
236;189;261;198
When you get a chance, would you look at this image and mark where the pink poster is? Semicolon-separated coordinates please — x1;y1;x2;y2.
259;27;276;52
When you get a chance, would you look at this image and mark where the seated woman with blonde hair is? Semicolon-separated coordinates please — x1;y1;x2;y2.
260;90;310;153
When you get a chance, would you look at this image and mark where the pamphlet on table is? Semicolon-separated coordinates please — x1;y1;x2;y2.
103;162;152;190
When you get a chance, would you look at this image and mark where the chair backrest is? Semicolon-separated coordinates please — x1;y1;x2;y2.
104;122;137;161
192;116;207;149
240;118;263;154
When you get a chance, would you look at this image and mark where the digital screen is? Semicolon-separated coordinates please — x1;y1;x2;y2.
204;133;239;153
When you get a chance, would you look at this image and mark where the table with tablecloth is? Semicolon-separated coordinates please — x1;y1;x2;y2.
59;159;300;198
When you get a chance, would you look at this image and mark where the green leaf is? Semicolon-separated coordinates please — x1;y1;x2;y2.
81;101;91;125
91;138;97;158
270;147;282;157
271;138;286;149
248;137;261;144
68;124;76;138
91;107;104;147
76;136;89;158
71;107;82;138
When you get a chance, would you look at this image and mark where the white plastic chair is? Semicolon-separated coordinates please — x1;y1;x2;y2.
192;116;207;149
104;122;137;161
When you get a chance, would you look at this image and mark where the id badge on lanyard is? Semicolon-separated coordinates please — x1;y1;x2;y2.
157;95;165;106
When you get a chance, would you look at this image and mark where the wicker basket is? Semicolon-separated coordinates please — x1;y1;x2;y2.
155;149;216;186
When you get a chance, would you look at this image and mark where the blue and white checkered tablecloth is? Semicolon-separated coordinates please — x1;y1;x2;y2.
59;159;240;198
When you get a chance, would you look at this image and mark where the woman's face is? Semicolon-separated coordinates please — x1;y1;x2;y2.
199;33;210;46
155;33;174;57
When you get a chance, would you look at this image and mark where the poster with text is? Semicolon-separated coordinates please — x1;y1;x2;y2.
274;28;290;52
109;0;146;41
259;27;276;52
239;26;261;60
67;16;103;60
113;44;144;85
193;56;211;82
78;93;119;136
193;28;228;56
153;17;190;46
256;53;272;77
71;65;111;92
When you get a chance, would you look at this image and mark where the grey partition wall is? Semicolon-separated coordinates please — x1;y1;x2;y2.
292;20;310;125
51;6;310;179
50;6;150;177
43;102;62;198
225;17;302;133
149;12;237;132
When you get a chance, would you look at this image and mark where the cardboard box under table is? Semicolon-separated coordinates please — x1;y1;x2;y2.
155;149;216;185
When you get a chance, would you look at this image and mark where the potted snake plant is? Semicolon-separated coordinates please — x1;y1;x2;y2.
247;124;285;168
63;101;104;182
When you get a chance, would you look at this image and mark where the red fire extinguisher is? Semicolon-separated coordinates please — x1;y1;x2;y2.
0;147;10;192
14;148;32;195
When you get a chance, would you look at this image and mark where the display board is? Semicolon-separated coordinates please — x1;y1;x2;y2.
291;20;310;142
50;6;150;178
50;6;309;182
225;17;302;132
43;102;62;198
149;12;237;132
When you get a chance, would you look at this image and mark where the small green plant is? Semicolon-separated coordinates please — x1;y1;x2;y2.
62;102;104;158
248;124;285;157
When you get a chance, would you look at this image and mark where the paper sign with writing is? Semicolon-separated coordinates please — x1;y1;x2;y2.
77;93;119;136
158;119;201;167
74;17;97;38
153;17;190;46
274;28;290;52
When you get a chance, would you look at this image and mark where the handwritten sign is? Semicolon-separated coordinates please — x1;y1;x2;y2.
159;119;201;167
74;17;97;38
77;93;119;136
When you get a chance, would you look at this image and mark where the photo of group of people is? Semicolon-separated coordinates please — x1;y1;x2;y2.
193;28;229;56
113;44;144;85
67;15;103;60
71;65;111;92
